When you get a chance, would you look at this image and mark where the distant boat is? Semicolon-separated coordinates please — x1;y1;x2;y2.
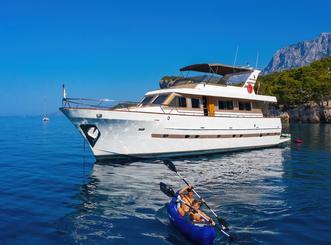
42;97;49;122
42;116;49;122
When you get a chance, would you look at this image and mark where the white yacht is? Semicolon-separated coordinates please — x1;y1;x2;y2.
60;63;290;160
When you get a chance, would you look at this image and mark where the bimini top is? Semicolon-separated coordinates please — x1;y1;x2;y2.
180;63;252;76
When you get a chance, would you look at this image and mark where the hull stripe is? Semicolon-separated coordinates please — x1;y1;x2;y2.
151;132;280;139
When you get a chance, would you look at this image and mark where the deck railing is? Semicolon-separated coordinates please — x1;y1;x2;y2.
62;97;139;110
62;98;280;118
62;97;115;108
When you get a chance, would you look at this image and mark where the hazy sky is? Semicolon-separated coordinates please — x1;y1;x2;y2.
0;0;330;116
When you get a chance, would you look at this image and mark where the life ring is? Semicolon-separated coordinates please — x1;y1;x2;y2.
247;84;253;94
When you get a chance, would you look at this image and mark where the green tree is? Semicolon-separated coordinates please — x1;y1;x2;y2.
258;57;331;108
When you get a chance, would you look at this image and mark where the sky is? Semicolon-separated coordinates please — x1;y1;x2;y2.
0;0;330;116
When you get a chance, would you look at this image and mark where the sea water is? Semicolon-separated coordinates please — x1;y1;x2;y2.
0;116;330;244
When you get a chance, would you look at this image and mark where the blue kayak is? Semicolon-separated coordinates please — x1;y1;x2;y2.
167;193;217;245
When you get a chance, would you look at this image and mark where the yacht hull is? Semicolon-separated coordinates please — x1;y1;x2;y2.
60;107;290;159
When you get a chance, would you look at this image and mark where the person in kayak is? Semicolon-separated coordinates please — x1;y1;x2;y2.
190;200;215;226
177;185;195;216
177;185;205;216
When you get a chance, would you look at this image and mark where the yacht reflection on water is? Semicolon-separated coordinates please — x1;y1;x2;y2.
59;147;289;244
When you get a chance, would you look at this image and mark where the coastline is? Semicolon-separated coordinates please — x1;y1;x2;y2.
280;105;331;123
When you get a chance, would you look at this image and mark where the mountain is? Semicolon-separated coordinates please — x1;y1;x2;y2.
263;33;331;74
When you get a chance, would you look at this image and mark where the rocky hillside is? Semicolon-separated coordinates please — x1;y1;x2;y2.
258;57;331;107
258;57;331;123
263;33;331;74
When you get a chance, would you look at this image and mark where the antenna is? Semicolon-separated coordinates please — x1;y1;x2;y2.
233;46;239;67
255;51;259;69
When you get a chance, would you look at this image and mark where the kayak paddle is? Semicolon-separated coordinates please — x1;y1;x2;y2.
159;182;232;239
163;160;229;230
160;181;176;198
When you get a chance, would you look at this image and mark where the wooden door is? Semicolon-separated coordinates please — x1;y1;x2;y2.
207;97;215;117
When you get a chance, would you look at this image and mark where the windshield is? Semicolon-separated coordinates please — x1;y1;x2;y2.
140;96;154;105
152;94;169;105
221;72;251;85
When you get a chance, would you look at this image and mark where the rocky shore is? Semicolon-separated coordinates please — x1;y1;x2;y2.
280;106;331;123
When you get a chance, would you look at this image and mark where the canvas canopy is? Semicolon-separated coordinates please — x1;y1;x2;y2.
180;63;252;76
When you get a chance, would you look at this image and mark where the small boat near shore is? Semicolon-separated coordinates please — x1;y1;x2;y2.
60;62;291;160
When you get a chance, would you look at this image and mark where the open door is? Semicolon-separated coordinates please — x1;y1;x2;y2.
207;97;215;117
202;96;215;117
202;96;208;116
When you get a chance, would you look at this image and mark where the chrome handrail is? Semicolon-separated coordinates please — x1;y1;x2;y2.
62;97;138;110
62;98;280;118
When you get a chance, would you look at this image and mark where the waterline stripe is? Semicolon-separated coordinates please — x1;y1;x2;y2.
164;127;280;131
151;132;280;139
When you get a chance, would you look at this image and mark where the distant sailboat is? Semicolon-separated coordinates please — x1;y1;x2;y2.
42;97;49;122
42;116;49;122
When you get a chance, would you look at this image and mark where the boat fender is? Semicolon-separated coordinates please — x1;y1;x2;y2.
247;84;253;94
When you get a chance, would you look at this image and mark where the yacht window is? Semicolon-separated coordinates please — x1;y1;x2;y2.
219;100;234;110
245;102;252;111
178;97;187;107
239;102;244;110
140;96;154;105
239;102;251;111
169;96;187;108
152;94;169;105
191;98;200;108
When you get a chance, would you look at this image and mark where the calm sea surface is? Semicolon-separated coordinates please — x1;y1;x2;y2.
0;116;330;244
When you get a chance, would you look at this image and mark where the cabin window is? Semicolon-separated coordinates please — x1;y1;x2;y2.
219;100;233;110
178;97;187;107
140;96;154;105
239;102;244;110
191;98;200;108
169;96;187;108
239;101;252;111
245;102;252;110
152;94;169;105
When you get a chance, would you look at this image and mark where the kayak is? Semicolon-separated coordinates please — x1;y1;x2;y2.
167;193;217;245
